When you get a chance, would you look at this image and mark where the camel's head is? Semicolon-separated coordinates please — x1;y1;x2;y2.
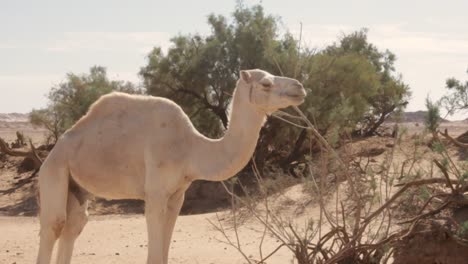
239;69;307;114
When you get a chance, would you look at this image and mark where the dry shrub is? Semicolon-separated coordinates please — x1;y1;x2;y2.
212;107;468;263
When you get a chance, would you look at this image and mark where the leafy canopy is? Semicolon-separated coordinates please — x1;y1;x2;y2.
441;68;468;116
30;66;141;142
139;4;411;172
140;5;299;136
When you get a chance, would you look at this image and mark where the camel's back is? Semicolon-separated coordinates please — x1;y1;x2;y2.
60;92;194;199
71;92;189;131
67;92;194;150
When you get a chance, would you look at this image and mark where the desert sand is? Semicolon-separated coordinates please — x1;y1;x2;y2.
0;212;297;264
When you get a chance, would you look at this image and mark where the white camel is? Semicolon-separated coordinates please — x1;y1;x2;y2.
36;69;306;264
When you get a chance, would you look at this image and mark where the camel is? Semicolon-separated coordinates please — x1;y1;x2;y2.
36;69;307;264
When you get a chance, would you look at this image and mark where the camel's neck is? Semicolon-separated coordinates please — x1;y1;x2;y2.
189;83;265;181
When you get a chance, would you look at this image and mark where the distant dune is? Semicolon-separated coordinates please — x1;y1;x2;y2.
387;111;450;123
0;113;29;123
0;113;43;143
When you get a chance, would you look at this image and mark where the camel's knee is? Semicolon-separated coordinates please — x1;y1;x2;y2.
75;214;88;235
40;216;67;239
61;195;89;238
63;212;88;238
74;211;88;228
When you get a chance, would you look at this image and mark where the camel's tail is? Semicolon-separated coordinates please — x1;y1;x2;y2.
36;138;88;216
36;140;71;263
37;141;71;221
36;139;90;264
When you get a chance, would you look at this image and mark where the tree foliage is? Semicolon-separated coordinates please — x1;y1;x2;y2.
140;5;299;137
441;68;468;116
302;52;380;136
321;29;410;136
278;30;410;170
425;97;441;134
139;4;410;173
30;66;141;143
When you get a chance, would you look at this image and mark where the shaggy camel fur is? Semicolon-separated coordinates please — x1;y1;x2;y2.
36;69;306;264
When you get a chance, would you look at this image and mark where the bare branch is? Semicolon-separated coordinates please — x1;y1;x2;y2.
439;128;468;148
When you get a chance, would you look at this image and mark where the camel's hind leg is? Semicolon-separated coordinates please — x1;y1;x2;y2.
163;190;184;264
36;162;70;264
55;191;88;264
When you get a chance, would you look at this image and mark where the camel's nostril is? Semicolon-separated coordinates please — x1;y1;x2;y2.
294;82;303;88
285;84;307;99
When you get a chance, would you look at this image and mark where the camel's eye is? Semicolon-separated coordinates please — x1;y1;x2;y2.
261;82;273;91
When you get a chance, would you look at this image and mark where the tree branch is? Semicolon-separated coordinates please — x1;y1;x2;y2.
0;137;30;156
0;137;43;170
439;129;468;148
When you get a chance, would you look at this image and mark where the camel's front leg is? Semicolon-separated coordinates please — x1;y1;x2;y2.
163;190;185;263
145;193;168;264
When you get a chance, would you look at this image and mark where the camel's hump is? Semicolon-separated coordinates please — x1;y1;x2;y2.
88;92;181;115
70;92;185;131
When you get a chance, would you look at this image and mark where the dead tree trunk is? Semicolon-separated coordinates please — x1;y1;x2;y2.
0;137;42;170
439;129;468;148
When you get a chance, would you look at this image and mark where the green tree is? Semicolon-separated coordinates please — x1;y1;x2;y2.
140;5;410;174
30;107;65;143
140;4;298;137
30;66;141;143
323;29;410;136
280;30;410;171
425;97;441;134
302;52;380;135
441;68;468;116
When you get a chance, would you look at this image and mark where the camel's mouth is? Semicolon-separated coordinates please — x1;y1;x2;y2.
284;92;306;104
286;93;305;99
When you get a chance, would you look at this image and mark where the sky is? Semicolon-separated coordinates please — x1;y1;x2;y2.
1;0;467;119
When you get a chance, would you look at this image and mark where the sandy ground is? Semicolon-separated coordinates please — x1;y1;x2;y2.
0;212;299;264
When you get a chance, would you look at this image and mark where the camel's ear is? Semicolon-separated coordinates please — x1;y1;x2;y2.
240;70;252;84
